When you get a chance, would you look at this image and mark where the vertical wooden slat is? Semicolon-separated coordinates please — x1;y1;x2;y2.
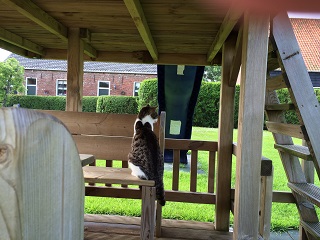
105;160;112;187
233;13;269;239
172;150;180;191
190;150;198;192
66;27;83;112
122;161;128;188
208;151;216;193
301;140;314;184
215;32;236;231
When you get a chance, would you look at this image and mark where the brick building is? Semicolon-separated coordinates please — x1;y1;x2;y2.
10;54;157;97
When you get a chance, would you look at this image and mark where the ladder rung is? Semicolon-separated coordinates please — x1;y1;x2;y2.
274;144;312;161
300;221;320;238
288;183;320;208
266;73;286;91
265;104;295;111
266;121;305;139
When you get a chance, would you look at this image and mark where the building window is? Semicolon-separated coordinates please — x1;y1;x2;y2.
56;79;67;96
133;82;140;96
26;77;37;95
98;81;110;96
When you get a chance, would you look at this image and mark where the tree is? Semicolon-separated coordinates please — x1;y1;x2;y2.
0;58;25;107
203;65;221;82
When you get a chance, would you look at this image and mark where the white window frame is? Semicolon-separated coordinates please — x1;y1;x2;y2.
26;77;37;95
97;80;110;96
133;82;140;96
56;79;67;96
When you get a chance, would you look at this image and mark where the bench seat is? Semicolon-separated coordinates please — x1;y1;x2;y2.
83;166;155;186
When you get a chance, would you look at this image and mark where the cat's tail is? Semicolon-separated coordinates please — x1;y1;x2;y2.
156;179;166;206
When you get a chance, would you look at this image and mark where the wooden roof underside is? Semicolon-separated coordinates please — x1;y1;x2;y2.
0;0;242;66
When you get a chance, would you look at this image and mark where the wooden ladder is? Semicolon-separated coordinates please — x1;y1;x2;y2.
265;12;320;240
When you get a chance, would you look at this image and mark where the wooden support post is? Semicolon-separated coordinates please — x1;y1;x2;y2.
215;34;236;231
141;186;156;240
66;28;84;112
233;13;269;239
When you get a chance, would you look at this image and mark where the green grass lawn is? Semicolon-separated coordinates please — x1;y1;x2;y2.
85;126;317;231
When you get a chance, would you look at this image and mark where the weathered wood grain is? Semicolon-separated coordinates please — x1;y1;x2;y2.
0;107;84;240
233;13;269;239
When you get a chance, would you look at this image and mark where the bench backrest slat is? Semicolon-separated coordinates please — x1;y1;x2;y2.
74;135;132;161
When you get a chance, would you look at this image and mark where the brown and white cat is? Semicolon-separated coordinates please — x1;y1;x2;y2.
128;105;166;206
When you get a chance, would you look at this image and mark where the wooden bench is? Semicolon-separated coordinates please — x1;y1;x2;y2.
41;110;165;239
41;110;225;238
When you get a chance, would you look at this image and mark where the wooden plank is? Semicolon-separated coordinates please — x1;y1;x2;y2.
66;28;83;112
207;9;242;63
190;150;198;192
73;135;132;161
2;0;68;41
233;13;269;239
0;108;84;240
141;186;156;240
165;139;218;151
259;167;273;240
265;121;305;139
44;48;222;66
207;151;215;193
215;34;236;231
40;110;137;137
0;27;44;55
273;12;320;179
265;103;295;111
266;73;287;91
0;39;31;57
124;0;158;60
80;154;96;167
85;186;216;204
83;166;155;186
172;150;180;191
274;143;312;161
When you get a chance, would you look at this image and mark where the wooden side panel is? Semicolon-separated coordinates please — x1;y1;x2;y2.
233;13;269;239
0;108;84;240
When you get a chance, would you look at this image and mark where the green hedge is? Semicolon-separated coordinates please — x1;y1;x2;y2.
96;95;138;114
6;95;98;112
137;78;158;109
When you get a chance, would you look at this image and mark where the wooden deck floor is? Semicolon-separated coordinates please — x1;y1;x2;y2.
84;214;233;240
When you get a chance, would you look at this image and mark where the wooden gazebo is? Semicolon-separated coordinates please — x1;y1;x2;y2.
1;1;320;239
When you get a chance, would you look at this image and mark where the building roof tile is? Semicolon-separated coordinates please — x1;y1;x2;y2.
9;54;157;74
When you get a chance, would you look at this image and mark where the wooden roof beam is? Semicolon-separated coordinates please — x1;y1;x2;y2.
229;27;243;87
0;27;45;56
0;40;41;58
2;0;97;58
207;10;242;63
124;0;158;61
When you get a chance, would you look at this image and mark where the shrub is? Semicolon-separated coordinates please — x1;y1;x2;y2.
137;78;158;109
82;96;98;112
7;95;66;110
96;95;138;114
